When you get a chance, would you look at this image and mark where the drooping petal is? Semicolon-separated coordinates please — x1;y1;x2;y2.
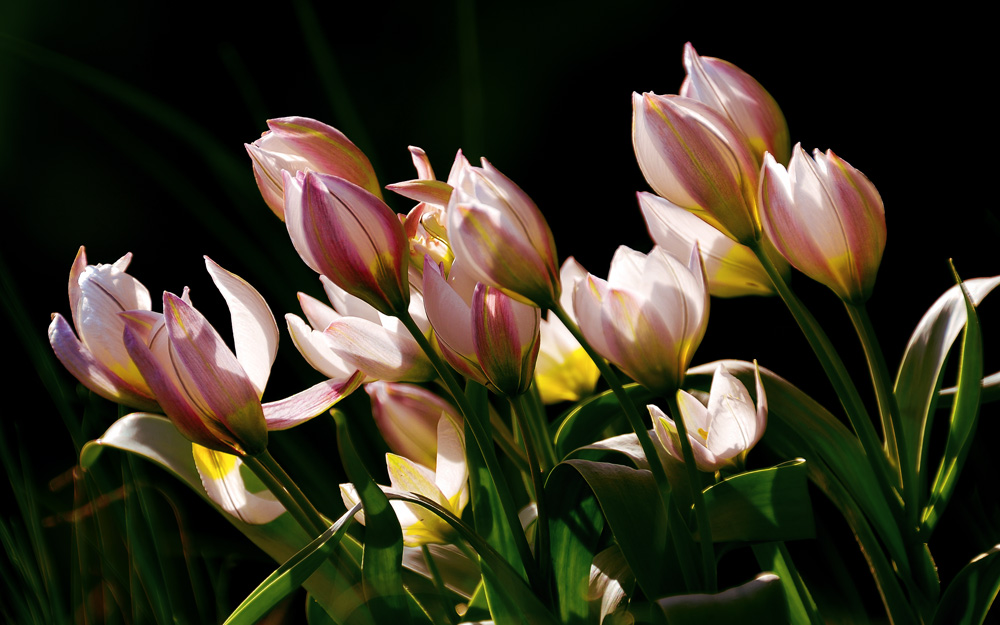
262;373;364;430
192;444;284;524
204;257;278;399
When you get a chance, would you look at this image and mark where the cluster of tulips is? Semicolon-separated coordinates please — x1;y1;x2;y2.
49;43;997;624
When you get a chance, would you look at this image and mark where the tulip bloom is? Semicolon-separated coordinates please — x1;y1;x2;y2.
651;363;767;472
680;43;790;165
638;192;789;297
423;257;541;396
283;170;411;316
574;245;709;394
446;158;561;307
366;381;462;469
245;116;381;219
535;258;599;403
341;416;469;547
286;275;434;383
758;145;886;303
48;247;159;411
122;258;359;455
633;92;761;245
192;444;284;524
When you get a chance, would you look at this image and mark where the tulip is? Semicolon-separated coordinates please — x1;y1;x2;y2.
192;443;284;524
535;258;600;403
574;245;709;394
446;158;561;307
680;43;790;165
283;170;410;316
758;145;886;303
423;257;541;396
651;363;766;472
366;381;462;469
245;116;381;219
122;258;359;455
341;416;469;546
48;247;159;411
638;191;789;297
286;275;435;383
633;92;761;245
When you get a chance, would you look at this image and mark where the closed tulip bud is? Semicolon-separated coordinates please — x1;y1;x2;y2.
651;363;766;472
574;245;709;394
759;145;886;303
633;92;761;245
283;170;410;316
638;192;790;297
245;116;381;219
48;247;159;411
681;43;790;165
447;158;560;307
366;381;462;469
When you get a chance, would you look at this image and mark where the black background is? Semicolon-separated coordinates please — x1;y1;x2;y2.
2;1;998;620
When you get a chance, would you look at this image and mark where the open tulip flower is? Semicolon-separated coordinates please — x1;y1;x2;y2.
759;144;886;303
282;169;411;316
633;92;761;245
638;191;789;297
245;116;382;219
341;416;469;547
651;363;767;472
121;257;360;455
48;247;159;412
680;42;790;165
286;275;434;383
446;157;561;307
574;245;709;394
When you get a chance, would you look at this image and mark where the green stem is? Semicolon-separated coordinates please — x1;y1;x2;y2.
421;545;459;625
749;240;901;522
845;302;916;535
244;455;321;535
666;393;716;591
526;383;559;471
256;450;329;533
550;303;701;590
511;394;551;588
397;311;539;591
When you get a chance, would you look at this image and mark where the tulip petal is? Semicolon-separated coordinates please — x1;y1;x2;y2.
262;372;364;430
408;146;435;180
296;292;339;331
473;284;539;395
433;417;468;503
324;317;435;382
386;454;449;508
285;313;359;381
192;444;284;524
386;179;454;206
704;365;757;460
204;257;279;399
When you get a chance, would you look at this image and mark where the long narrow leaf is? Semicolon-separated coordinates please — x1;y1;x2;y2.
933;545;1000;625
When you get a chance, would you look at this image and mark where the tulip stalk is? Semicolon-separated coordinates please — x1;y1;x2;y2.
396;308;540;591
244;452;325;535
511;393;551;586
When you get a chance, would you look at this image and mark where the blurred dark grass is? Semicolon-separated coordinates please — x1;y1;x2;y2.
1;0;997;620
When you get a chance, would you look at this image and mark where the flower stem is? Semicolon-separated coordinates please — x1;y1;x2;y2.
666;393;716;591
421;545;459;625
257;449;329;532
244;454;322;535
511;393;551;586
550;302;702;590
397;311;539;591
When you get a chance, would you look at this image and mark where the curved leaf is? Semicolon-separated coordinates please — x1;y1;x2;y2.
553;384;654;459
933;544;1000;625
655;573;786;623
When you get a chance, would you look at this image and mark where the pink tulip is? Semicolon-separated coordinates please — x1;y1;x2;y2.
283;170;410;316
245;116;381;219
681;43;790;165
759;145;886;303
573;245;709;393
633;92;761;245
48;247;159;411
366;381;462;469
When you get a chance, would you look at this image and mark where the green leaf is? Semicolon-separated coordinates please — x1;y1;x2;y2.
922;273;985;535
81;413;373;625
751;542;822;625
553;384;654;459
655;573;787;623
700;459;814;543
334;411;412;624
224;503;361;625
894;275;999;496
933;544;1000;625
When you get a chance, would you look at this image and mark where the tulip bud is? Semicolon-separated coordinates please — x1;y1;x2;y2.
366;381;462;469
633;92;761;245
245;116;381;219
48;247;159;411
651;363;766;472
574;245;709;394
447;158;560;307
759;145;886;303
680;43;790;165
283;170;411;316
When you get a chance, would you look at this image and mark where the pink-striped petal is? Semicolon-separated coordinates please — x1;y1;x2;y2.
408;146;435;180
262;372;364;430
324;317;435;382
386;179;454;206
472;284;540;396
